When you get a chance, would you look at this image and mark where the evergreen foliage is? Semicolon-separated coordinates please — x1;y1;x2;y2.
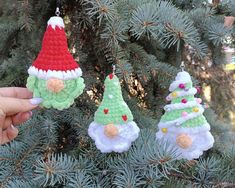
0;0;234;187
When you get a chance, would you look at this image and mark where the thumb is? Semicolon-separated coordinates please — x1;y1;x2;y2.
0;97;43;115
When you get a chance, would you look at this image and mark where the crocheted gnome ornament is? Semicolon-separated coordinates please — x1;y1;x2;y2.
88;73;140;153
156;71;214;160
26;16;85;110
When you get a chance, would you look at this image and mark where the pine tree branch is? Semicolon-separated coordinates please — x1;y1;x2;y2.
0;141;40;188
169;171;235;187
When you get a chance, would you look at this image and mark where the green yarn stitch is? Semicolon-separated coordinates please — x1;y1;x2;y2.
171;82;193;104
26;75;85;110
174;82;192;92
171;95;194;104
180;116;206;128
161;107;197;122
94;74;133;125
160;80;207;128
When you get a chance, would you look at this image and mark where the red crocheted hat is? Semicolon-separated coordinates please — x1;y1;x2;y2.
28;16;82;80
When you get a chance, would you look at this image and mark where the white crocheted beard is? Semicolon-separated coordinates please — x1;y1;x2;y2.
156;131;214;160
88;121;140;153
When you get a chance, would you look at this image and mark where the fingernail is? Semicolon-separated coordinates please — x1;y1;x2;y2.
25;111;33;119
10;124;17;130
29;111;33;116
30;98;43;105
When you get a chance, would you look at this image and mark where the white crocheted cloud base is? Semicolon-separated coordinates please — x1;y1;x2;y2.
28;66;82;80
88;121;140;153
156;130;214;160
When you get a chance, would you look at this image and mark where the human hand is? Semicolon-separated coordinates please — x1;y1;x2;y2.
0;87;42;145
224;16;235;28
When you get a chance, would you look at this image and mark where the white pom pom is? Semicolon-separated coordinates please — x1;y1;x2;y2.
47;16;65;29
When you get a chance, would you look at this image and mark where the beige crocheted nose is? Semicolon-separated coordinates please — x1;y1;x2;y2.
46;78;64;93
176;133;192;149
104;123;119;138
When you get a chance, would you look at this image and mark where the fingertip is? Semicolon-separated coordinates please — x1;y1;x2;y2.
7;125;19;140
24;111;33;119
10;124;18;132
12;111;32;126
0;109;6;125
21;112;32;123
29;98;43;106
0;124;19;144
1;97;42;115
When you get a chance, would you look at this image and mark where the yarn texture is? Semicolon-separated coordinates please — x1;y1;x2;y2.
26;16;85;110
94;74;133;125
27;75;84;110
88;74;140;153
156;71;214;160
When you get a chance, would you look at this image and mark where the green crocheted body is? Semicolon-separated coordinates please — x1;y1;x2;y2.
161;113;206;128
26;75;85;110
94;74;133;125
161;81;207;128
171;82;193;104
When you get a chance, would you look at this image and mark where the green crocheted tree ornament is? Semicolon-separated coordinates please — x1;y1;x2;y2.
94;73;133;125
26;16;85;110
156;71;214;160
88;73;139;153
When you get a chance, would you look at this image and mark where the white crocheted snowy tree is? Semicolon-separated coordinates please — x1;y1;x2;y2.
156;71;214;160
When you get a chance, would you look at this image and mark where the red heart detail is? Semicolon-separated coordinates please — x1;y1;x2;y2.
109;74;114;79
122;115;127;121
104;109;109;114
